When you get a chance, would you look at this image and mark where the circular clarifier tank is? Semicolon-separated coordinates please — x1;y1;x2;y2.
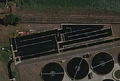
113;70;120;80
67;57;89;80
41;62;64;81
102;79;114;81
91;52;114;75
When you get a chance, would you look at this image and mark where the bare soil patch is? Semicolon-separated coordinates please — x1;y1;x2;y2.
13;8;120;23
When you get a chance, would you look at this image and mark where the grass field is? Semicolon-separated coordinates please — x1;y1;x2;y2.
0;41;11;81
15;0;120;12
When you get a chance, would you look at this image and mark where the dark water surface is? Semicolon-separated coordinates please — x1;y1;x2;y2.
92;52;114;75
41;63;64;81
67;57;89;80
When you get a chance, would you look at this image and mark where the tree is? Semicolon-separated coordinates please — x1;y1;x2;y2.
3;14;21;26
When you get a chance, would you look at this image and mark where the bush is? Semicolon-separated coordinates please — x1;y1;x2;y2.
3;14;21;26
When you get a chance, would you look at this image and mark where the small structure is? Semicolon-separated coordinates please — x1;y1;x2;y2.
1;46;10;52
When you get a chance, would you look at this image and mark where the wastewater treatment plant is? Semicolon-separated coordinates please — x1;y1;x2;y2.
7;24;120;81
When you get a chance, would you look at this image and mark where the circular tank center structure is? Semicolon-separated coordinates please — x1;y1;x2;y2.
113;70;120;80
102;79;114;81
67;57;89;80
92;52;114;75
41;62;64;81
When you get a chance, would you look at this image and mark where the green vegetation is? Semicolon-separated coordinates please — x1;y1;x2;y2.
0;39;11;63
15;0;120;12
11;71;17;78
0;50;11;63
3;14;21;26
0;3;5;8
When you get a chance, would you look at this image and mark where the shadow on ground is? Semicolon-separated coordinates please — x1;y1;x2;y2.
0;19;4;25
0;18;9;26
